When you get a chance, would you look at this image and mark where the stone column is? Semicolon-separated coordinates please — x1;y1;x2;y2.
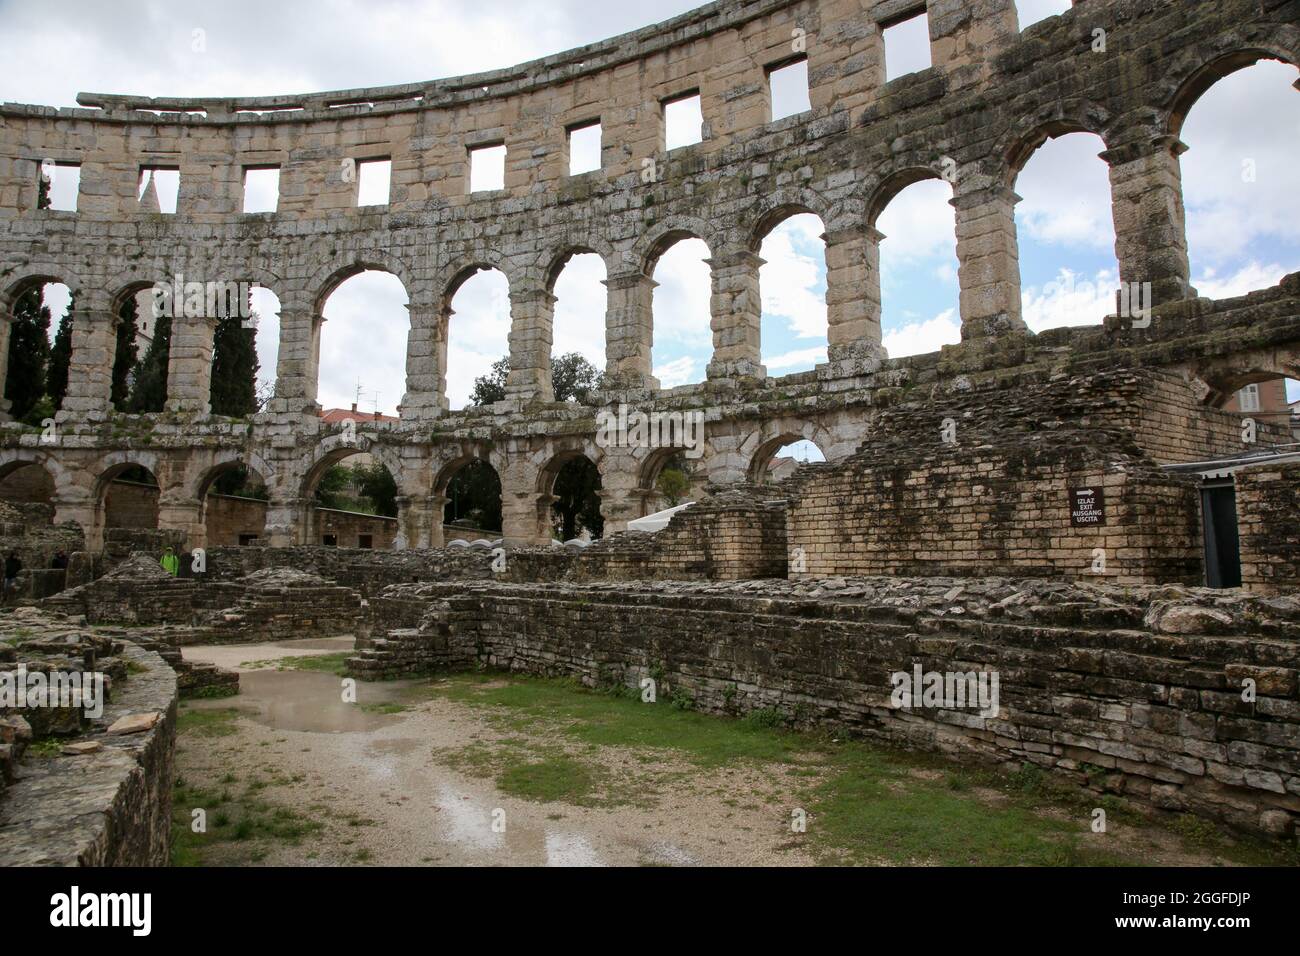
60;302;118;420
157;496;206;551
400;303;449;420
501;490;550;548
506;288;555;403
264;497;309;547
824;227;886;365
1102;135;1194;306
603;270;659;389
706;249;764;381
164;315;220;415
427;494;449;549
396;493;445;549
53;496;100;552
953;184;1026;340
268;307;322;414
597;485;640;536
0;315;12;419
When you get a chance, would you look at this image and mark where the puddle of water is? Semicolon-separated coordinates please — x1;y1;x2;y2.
189;669;416;734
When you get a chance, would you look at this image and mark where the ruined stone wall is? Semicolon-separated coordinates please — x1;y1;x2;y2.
1;0;1297;556
1236;461;1300;595
311;507;398;549
351;577;1300;837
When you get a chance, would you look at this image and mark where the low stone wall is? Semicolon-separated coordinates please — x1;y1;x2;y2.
0;642;178;866
1236;461;1300;594
350;576;1300;838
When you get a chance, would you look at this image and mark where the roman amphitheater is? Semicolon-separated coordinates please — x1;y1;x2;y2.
2;0;1299;867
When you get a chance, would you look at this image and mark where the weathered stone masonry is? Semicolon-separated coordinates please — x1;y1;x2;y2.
0;0;1297;558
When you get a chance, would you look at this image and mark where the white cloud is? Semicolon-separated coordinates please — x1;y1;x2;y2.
1021;267;1115;332
318;270;409;414
882;309;961;358
876;179;956;269
653;356;696;389
551;253;607;369
444;269;511;409
764;346;826;370
1193;261;1291;300
1014;133;1112;252
759;215;827;340
651;239;712;379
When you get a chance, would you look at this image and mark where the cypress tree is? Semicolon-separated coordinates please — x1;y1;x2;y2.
209;312;259;416
111;296;139;411
46;293;74;410
4;287;51;421
126;307;171;413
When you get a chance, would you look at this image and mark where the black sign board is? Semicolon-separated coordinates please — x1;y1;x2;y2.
1069;487;1106;527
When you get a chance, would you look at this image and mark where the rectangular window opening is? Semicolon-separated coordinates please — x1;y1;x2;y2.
40;162;81;212
469;143;507;193
242;165;280;213
356;158;391;206
663;92;703;151
138;166;180;214
1238;384;1261;413
882;8;932;81
768;58;811;122
567;121;602;176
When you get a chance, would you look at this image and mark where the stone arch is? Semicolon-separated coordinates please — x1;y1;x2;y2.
542;242;617;295
1190;348;1300;409
746;189;834;252
192;451;275;501
439;256;521;303
1001;110;1113;188
299;434;406;500
742;420;833;483
1;270;84;316
1166;47;1300;139
432;442;502;497
636;218;718;276
866;166;949;229
535;441;606;542
309;249;418;314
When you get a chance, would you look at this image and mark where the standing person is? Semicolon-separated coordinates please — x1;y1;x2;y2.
50;550;68;571
160;546;179;577
4;551;21;600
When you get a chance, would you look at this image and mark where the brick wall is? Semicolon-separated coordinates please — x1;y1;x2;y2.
1236;462;1300;594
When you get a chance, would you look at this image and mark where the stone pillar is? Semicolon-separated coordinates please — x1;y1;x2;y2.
1102;135;1194;306
597;485;640;536
953;184;1026;340
264;497;309;547
824;227;886;365
53;496;100;552
269;307;321;414
400;303;449;420
706;249;764;381
603;270;659;389
157;496;206;551
60;303;118;420
506;288;555;403
396;493;444;549
501;489;550;548
164;315;219;415
427;494;449;549
0;315;12;419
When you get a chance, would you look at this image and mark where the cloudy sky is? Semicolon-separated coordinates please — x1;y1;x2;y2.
10;0;1299;416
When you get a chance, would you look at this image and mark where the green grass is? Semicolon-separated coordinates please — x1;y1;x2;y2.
176;706;242;738
171;777;324;866
240;652;352;676
423;671;1298;867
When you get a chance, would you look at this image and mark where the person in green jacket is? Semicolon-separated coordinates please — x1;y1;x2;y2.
160;546;179;577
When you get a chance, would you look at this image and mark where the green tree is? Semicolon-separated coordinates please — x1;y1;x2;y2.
209;312;259;416
127;309;172;413
314;465;351;511
111;297;140;411
656;467;691;507
444;459;502;532
551;457;603;541
46;294;73;411
469;352;603;406
5;287;52;421
355;461;398;518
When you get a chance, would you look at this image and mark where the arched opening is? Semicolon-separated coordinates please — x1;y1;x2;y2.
199;463;269;547
6;279;72;423
0;461;56;530
637;448;703;516
303;449;399;549
649;235;711;389
1177;58;1300;298
101;463;160;532
542;453;603;542
749;436;826;484
550;251;607;394
439;458;503;541
450;267;512;409
0;460;80;597
756;211;828;375
1013;131;1118;331
250;286;280;411
318;270;408;418
874;177;960;357
110;285;168;413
